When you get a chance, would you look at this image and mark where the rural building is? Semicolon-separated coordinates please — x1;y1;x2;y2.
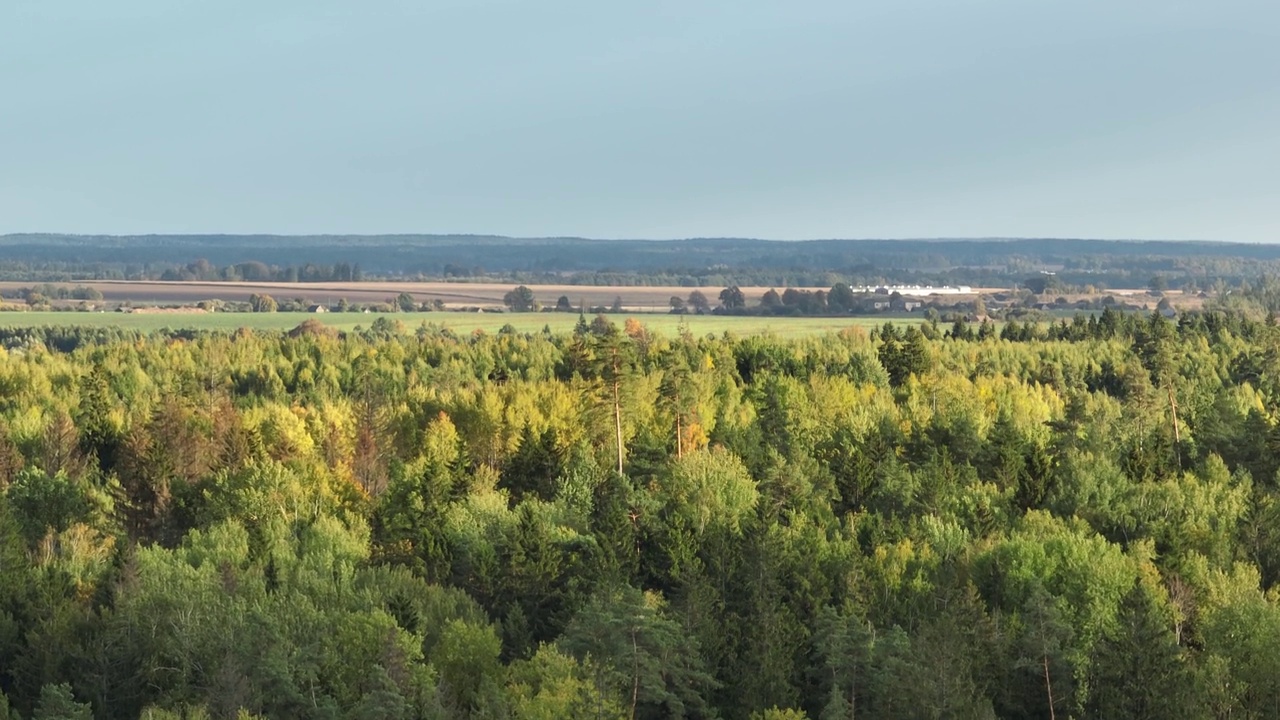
856;285;973;297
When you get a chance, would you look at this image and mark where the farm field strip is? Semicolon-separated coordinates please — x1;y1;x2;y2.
0;311;918;337
0;280;986;309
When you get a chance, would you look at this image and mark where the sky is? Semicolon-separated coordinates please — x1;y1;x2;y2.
2;0;1277;241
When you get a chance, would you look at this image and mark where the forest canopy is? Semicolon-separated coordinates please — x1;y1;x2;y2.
2;309;1280;718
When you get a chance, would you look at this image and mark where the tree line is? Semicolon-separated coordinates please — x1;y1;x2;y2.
9;234;1280;289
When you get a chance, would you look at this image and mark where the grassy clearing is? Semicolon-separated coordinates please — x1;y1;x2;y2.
0;311;919;338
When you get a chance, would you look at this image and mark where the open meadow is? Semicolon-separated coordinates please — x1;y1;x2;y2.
0;310;917;337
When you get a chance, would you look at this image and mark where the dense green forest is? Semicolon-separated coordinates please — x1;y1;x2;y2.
5;234;1280;289
4;310;1280;718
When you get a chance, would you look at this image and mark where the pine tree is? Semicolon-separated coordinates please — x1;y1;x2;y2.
591;326;632;477
76;366;121;474
658;354;697;459
1014;587;1074;720
877;332;902;387
502;426;563;503
33;683;91;720
591;472;640;584
38;412;86;480
1087;582;1188;718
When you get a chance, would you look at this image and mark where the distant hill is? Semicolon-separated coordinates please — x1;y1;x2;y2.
1;234;1278;287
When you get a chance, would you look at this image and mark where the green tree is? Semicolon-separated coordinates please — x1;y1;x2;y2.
686;291;710;314
719;286;746;310
658;354;697;459
436;620;505;716
1013;587;1074;720
502;427;563;503
33;684;90;720
816;606;873;720
374;459;456;582
1087;581;1188;718
0;497;32;708
5;469;92;546
562;586;717;720
590;472;641;584
591;325;633;476
658;448;757;535
249;293;277;312
827;284;855;313
879;325;929;387
507;644;623;719
753;708;809;720
505;286;538;312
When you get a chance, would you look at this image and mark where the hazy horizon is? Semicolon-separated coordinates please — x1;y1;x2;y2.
1;232;1266;246
3;1;1277;242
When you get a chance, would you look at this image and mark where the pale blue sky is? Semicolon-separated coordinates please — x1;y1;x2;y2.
2;1;1277;241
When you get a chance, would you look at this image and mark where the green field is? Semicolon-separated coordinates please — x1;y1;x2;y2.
0;311;917;337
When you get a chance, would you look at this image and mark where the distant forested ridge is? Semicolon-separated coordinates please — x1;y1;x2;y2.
4;233;1280;287
5;309;1280;717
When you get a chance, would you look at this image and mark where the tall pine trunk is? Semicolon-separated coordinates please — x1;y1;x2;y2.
614;373;624;476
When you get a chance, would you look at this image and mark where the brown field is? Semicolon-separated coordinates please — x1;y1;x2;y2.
0;280;981;311
0;280;1202;313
